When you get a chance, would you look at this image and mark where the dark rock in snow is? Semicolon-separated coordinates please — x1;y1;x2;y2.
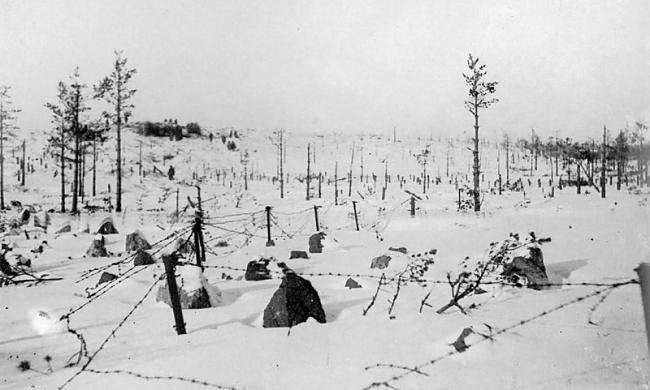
501;245;548;289
20;209;31;224
371;254;391;270
156;266;222;310
0;256;16;276
98;272;118;284
345;277;362;289
95;216;119;235
133;250;155;266
309;232;326;253
86;235;109;257
263;271;326;328
451;327;474;353
245;259;272;281
125;230;151;252
388;246;408;254
289;250;309;259
156;282;212;309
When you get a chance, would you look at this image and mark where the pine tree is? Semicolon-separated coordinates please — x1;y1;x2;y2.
463;54;498;212
95;51;137;213
0;86;20;210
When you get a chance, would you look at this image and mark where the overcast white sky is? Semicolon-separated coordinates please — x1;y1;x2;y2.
1;0;649;139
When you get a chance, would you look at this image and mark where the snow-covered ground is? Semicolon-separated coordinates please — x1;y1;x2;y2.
1;128;649;389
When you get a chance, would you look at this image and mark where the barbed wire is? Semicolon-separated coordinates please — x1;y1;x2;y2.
76;224;193;283
84;369;246;389
199;263;638;290
58;275;164;390
363;280;639;389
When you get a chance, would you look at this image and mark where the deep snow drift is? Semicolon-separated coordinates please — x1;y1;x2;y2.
1;128;649;389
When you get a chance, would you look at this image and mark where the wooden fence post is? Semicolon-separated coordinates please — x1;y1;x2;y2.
162;254;186;335
265;206;275;246
352;201;359;231
314;205;320;232
636;263;650;361
410;196;415;217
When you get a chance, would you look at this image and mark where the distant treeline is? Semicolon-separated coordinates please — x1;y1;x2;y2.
137;120;202;138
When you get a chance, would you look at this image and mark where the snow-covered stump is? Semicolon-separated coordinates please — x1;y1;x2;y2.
124;228;151;252
156;263;223;309
86;235;109;257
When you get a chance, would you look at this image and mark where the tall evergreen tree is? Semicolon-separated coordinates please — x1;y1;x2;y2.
463;54;498;212
95;51;137;213
0;86;20;210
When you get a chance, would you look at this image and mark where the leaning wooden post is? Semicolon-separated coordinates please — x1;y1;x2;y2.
410;196;415;217
318;172;322;198
313;205;320;232
193;213;203;269
162;254;186;335
458;188;461;210
352;201;360;231
577;164;581;194
636;263;650;360
601;126;607;199
265;206;275;246
175;188;179;222
21;139;25;186
334;162;339;206
306;144;311;201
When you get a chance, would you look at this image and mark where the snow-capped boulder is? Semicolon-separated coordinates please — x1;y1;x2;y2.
125;228;151;252
94;216;118;235
245;258;272;281
156;265;223;309
263;270;326;328
501;243;548;289
86;235;108;257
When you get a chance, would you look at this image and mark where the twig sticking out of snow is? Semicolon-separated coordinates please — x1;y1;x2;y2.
364;280;638;390
363;273;386;316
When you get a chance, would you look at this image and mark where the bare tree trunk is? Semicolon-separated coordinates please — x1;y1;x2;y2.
306;143;311;201
92;134;96;197
0;102;4;210
20;139;25;186
279;130;284;199
601;126;607;198
472;99;480;212
334;161;338;206
72;88;80;213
